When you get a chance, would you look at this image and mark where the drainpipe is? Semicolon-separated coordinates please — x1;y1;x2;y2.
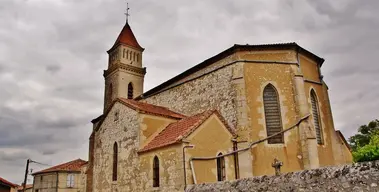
182;145;194;191
232;139;239;179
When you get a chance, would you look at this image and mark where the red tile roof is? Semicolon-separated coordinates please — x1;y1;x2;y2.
108;23;143;52
118;98;186;119
0;177;18;188
32;159;87;175
17;184;33;190
139;110;235;153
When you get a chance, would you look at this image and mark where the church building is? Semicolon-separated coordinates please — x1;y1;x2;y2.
86;19;352;192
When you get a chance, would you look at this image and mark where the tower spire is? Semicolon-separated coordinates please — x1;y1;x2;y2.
125;2;130;23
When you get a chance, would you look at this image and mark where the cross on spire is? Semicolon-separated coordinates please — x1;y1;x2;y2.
124;2;130;23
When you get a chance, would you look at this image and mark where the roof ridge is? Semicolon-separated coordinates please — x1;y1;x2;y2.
32;159;87;175
118;98;186;119
179;110;216;140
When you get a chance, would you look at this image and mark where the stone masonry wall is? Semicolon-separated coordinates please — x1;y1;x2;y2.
186;161;379;192
93;102;142;192
144;61;241;130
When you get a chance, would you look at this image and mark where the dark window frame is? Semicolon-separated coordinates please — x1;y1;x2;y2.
112;142;118;181
263;84;284;144
311;90;324;145
216;153;225;181
127;83;133;99
153;156;160;187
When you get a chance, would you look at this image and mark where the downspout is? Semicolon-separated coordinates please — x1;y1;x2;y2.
182;145;194;191
232;139;239;179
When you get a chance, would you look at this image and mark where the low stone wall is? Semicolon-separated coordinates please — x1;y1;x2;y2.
186;161;379;192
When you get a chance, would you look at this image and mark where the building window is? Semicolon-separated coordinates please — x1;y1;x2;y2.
113;142;118;181
127;83;133;99
153;156;159;187
263;84;284;144
66;174;75;188
311;90;323;144
40;175;43;182
216;153;225;181
136;54;139;62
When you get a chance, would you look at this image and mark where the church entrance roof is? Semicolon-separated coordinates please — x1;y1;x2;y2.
138;110;235;153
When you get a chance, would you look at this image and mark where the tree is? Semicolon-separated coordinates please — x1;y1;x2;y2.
348;119;379;151
349;119;379;162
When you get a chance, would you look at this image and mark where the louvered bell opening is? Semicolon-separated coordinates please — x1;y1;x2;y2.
311;93;323;145
263;85;284;144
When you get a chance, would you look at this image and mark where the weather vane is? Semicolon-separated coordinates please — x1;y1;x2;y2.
125;2;130;23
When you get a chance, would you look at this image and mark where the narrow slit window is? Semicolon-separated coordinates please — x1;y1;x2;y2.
263;84;284;144
128;83;133;99
112;142;118;181
216;153;225;181
153;156;159;187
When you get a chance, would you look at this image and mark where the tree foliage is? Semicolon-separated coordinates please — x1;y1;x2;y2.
349;119;379;162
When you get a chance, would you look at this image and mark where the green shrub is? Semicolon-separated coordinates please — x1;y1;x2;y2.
352;134;379;162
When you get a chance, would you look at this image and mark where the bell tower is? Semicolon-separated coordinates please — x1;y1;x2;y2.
103;22;146;112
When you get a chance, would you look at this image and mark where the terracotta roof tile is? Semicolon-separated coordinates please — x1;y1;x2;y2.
32;159;87;175
139;110;215;153
118;98;186;119
0;177;18;188
108;23;143;52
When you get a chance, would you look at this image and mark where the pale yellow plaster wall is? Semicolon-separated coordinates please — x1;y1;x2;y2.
299;54;337;166
186;114;235;184
243;56;303;176
139;114;177;148
299;55;320;82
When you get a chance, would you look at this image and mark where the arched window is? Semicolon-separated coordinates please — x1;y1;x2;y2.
112;142;118;181
136;54;139;62
216;153;225;181
263;84;284;144
129;52;132;60
311;90;323;144
127;83;133;99
153;156;159;187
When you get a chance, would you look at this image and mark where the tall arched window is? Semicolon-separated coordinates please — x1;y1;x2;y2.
311;90;323;144
216;153;225;181
153;156;159;187
263;84;284;144
112;142;118;181
127;83;133;99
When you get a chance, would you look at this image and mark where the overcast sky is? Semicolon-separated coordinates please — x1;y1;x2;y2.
0;0;378;184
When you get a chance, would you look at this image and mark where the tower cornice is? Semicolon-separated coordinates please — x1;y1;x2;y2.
103;63;146;78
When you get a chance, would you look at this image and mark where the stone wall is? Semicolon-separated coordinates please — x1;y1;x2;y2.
186;161;379;192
